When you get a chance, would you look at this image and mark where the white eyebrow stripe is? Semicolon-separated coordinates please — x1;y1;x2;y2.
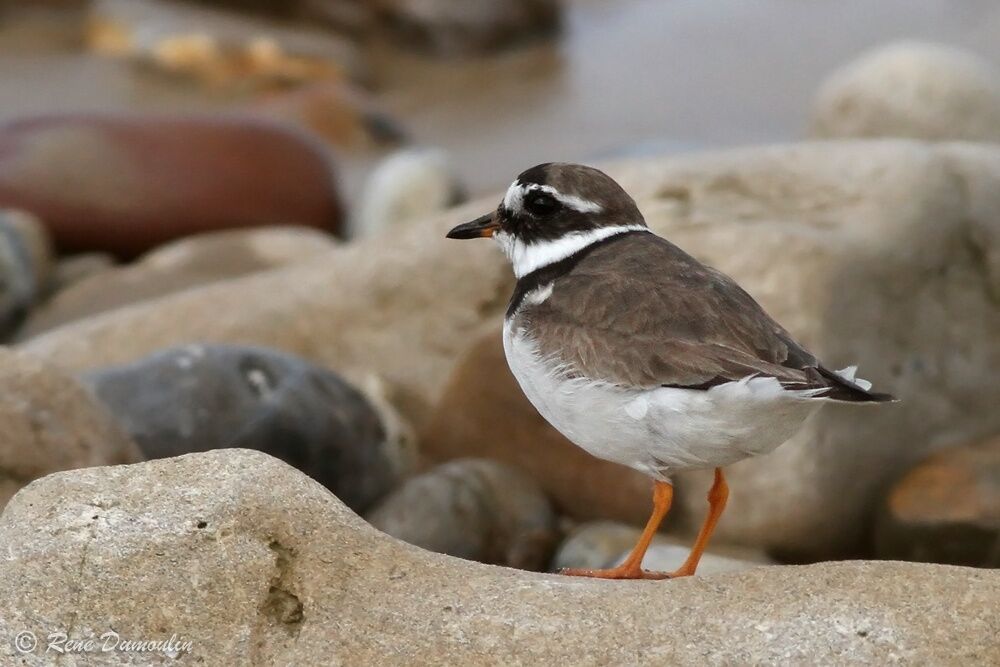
503;181;525;211
502;182;603;214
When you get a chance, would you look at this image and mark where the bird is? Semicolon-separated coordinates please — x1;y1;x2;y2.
446;162;895;580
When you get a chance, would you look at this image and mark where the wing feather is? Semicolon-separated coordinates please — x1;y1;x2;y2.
516;233;818;389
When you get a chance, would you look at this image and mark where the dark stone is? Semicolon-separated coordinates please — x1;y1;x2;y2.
82;344;404;512
365;458;559;571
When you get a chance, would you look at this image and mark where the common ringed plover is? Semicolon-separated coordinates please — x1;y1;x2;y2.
447;162;894;580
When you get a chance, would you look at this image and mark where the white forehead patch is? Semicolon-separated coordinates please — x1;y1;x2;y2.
502;182;603;215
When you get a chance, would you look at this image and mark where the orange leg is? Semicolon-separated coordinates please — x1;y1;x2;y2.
560;480;674;580
668;467;729;578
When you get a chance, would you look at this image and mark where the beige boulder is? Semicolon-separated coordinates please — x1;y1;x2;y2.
0;348;141;509
809;42;1000;141
17;141;1000;559
0;450;997;665
19;226;338;339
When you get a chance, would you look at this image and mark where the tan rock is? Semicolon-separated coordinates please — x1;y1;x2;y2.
19;226;338;338
809;42;1000;141
16;142;1000;558
48;252;116;295
0;450;997;665
0;348;141;509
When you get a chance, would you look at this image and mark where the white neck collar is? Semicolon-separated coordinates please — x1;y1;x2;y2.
495;225;648;279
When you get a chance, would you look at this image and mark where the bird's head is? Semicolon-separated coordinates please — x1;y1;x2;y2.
446;162;646;278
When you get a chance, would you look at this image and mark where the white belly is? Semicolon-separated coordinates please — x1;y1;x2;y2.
502;322;822;479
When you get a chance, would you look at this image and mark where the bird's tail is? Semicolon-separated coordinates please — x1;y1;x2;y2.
812;365;896;403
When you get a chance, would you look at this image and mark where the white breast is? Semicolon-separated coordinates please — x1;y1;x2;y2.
502;320;823;480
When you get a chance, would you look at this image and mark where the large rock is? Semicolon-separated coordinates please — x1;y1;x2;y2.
366;458;558;571
875;435;1000;567
0;114;344;257
0;348;141;509
16;142;1000;558
810;42;1000;141
0;450;997;665
82;344;412;513
19;226;338;338
0;209;52;338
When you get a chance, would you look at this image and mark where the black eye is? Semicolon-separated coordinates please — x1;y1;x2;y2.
524;192;561;216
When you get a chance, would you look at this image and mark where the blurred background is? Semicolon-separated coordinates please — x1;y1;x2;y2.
3;0;1000;207
1;0;999;580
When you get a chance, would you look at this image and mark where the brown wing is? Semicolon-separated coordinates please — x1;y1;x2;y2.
517;233;821;390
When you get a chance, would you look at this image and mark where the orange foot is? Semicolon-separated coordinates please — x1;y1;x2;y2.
559;565;672;580
558;468;729;582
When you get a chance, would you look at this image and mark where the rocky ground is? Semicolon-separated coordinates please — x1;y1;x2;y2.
1;450;997;665
0;3;999;663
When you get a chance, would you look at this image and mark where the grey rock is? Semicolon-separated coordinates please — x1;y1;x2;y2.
0;348;141;510
551;520;644;570
366;459;558;571
0;449;997;665
82;343;412;512
626;544;767;576
0;210;51;337
553;520;774;575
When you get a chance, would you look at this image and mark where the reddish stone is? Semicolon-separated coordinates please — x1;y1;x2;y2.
875;435;1000;567
0;114;344;257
